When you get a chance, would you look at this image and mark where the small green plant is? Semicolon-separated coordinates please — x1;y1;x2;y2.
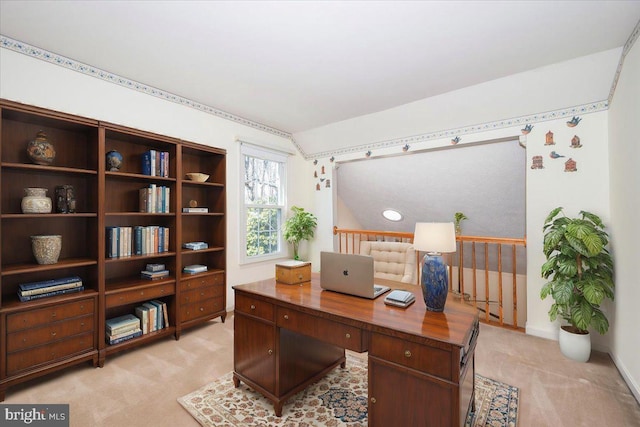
454;212;468;235
540;207;614;334
283;206;318;260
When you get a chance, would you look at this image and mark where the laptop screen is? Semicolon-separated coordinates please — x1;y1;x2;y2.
320;251;390;299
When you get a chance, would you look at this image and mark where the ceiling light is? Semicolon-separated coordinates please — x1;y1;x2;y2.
382;209;403;221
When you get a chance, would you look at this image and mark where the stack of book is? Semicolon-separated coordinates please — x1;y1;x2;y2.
106;225;169;258
141;149;170;177
140;263;169;280
182;241;208;250
139;184;170;213
105;314;142;345
18;276;84;302
183;264;207;275
134;300;169;334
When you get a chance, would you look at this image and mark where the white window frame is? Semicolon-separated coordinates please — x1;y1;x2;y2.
239;142;288;264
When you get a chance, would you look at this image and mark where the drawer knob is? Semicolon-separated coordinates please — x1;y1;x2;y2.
371;397;377;404
250;304;256;310
51;312;57;318
404;350;412;358
51;332;57;337
283;314;289;320
268;349;273;355
200;307;204;312
80;305;84;310
200;292;205;296
345;333;351;339
297;274;303;280
140;291;144;295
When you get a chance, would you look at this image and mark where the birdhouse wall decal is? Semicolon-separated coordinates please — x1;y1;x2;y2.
571;135;582;148
564;158;577;172
545;131;555;145
531;155;544;169
316;183;321;191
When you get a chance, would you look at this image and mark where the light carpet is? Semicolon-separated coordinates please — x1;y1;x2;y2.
178;355;519;427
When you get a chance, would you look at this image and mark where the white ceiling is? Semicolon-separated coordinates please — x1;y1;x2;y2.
1;1;640;147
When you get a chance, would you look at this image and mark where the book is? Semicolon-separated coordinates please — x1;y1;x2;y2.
106;314;140;333
135;306;150;334
142;302;158;332
140;269;169;280
183;241;208;250
18;286;84;302
19;280;83;297
18;275;82;292
107;319;140;335
107;329;143;345
107;327;142;340
146;263;166;272
148;300;164;329
182;207;209;213
183;264;207;274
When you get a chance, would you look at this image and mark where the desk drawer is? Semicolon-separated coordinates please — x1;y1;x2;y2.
181;285;223;305
235;294;274;322
370;332;452;380
180;272;224;291
106;283;175;308
181;297;224;322
7;332;94;375
276;307;366;352
7;299;94;332
7;314;94;352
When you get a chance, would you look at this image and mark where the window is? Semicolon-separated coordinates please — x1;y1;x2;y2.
240;143;288;263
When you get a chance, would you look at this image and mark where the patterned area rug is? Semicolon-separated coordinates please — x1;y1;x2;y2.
178;355;519;427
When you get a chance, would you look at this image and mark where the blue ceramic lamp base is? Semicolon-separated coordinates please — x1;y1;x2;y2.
421;253;449;312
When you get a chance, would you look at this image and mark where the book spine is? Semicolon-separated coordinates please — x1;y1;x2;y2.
20;280;83;296
164;227;169;253
106;322;140;335
18;286;84;302
19;275;82;291
135;306;149;334
142;151;151;176
150;150;156;177
107;327;142;340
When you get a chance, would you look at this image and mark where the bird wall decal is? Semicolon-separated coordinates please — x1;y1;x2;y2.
550;151;565;159
567;116;582;127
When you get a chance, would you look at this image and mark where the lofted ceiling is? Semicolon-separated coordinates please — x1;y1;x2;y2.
1;1;640;157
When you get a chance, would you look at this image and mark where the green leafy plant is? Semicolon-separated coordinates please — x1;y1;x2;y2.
540;207;614;334
454;212;468;234
283;206;318;260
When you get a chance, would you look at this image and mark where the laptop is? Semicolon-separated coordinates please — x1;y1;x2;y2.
320;251;391;299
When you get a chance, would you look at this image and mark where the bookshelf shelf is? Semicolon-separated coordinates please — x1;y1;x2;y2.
0;99;226;401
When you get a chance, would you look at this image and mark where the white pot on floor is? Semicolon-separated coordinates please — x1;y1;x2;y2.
558;325;591;363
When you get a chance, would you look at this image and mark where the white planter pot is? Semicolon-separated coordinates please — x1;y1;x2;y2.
558;325;591;362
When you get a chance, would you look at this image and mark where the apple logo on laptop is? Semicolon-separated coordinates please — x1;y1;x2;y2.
343;269;349;276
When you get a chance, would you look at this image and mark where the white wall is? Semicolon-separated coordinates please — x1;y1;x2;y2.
608;36;640;402
0;48;310;310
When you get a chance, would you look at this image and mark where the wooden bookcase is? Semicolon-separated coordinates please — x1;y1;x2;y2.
0;100;226;400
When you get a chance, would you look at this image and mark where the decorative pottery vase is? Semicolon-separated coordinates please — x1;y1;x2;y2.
421;253;449;312
106;150;123;171
55;185;76;213
21;187;52;214
31;235;62;265
559;326;591;363
27;130;56;165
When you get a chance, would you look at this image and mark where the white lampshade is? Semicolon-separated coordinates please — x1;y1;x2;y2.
413;222;457;253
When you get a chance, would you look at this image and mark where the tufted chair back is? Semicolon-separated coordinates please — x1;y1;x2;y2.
359;241;416;284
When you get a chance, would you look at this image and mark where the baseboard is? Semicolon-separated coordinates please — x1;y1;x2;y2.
609;351;640;405
525;323;557;341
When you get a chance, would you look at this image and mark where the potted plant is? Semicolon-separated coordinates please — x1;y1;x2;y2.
540;207;614;362
454;212;468;235
283;206;318;260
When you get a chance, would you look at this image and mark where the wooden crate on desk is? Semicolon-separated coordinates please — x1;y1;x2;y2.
275;260;311;284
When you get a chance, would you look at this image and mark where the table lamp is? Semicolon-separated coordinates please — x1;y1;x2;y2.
413;222;457;312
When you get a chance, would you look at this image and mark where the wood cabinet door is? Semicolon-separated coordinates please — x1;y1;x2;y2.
234;313;276;394
369;357;456;427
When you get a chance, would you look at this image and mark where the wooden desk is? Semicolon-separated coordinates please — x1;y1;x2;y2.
232;274;479;426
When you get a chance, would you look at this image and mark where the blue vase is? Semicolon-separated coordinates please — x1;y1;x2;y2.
106;150;123;171
421;253;449;312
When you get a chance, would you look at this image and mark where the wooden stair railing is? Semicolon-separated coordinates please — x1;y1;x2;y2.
333;226;527;330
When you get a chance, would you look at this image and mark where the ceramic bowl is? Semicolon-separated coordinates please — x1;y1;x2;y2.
186;173;209;182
